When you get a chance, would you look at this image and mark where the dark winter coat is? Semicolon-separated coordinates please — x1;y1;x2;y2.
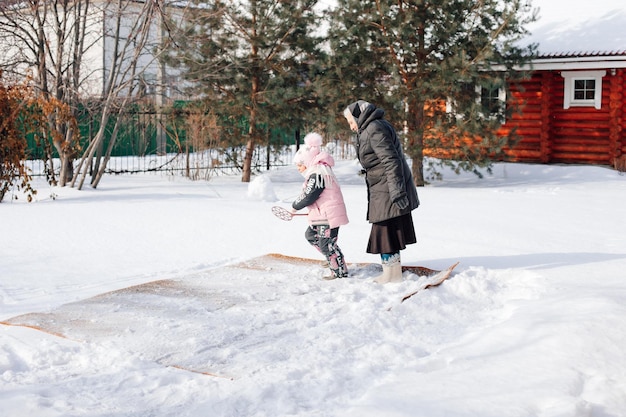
353;103;419;224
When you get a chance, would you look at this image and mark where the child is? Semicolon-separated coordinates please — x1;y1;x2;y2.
292;132;349;280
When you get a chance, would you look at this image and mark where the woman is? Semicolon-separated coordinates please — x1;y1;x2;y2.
343;100;419;283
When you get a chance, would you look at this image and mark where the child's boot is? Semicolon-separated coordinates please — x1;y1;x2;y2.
323;252;348;280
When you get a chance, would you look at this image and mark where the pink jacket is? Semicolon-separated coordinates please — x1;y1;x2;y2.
292;152;349;229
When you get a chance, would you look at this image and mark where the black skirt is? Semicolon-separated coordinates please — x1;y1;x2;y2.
366;213;417;254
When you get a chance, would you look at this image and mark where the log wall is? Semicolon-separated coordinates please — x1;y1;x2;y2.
503;68;625;166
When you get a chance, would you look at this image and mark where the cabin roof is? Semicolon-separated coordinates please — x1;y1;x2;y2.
530;50;626;71
538;50;626;59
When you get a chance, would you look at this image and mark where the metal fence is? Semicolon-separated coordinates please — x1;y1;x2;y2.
24;105;357;179
25;140;357;180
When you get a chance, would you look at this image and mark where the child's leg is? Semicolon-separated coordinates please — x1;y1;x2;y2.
305;226;323;254
318;225;348;278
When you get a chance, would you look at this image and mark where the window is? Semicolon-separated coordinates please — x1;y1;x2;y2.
561;70;605;109
481;86;505;115
574;79;595;100
446;80;506;121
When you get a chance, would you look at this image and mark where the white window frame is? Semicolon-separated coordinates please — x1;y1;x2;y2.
561;70;605;110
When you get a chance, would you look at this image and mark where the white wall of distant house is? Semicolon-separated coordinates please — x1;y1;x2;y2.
0;0;181;99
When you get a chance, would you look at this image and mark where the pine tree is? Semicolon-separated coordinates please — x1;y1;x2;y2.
167;0;324;182
326;0;538;185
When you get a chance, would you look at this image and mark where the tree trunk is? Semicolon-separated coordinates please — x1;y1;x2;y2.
72;105;112;190
242;99;257;183
56;129;76;186
411;155;424;187
406;96;426;186
91;123;120;188
242;17;260;183
58;152;74;187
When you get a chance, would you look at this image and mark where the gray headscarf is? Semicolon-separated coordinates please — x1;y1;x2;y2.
344;100;371;120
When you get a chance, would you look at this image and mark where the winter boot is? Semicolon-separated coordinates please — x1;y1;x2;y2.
323;268;349;280
374;252;403;284
323;264;349;280
322;250;348;280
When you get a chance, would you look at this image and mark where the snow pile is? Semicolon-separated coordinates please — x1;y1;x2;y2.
247;174;278;202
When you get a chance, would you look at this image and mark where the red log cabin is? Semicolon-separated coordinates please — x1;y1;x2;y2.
501;51;626;170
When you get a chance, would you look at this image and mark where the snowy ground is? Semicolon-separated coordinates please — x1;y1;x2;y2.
1;160;626;417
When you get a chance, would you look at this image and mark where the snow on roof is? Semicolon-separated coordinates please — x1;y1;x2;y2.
537;50;626;59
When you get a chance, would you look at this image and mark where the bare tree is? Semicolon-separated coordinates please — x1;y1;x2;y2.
72;0;176;189
1;0;181;189
0;0;98;186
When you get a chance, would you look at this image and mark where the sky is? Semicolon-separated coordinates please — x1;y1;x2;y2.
529;0;624;25
1;158;626;417
525;0;626;53
318;0;626;54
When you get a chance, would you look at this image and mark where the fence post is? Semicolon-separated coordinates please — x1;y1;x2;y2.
266;126;270;171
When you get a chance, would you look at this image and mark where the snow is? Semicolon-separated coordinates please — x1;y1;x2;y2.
2;159;626;417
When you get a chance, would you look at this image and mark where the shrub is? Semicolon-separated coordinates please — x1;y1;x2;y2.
0;72;37;202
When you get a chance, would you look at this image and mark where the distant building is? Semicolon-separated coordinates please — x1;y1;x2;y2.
500;9;626;168
0;0;186;102
501;51;626;167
